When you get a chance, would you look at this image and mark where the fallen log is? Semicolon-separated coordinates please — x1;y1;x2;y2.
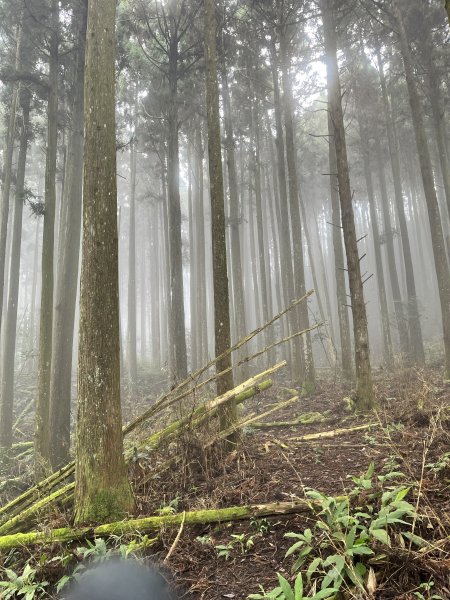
0;498;345;551
288;423;379;442
250;411;327;429
0;380;276;534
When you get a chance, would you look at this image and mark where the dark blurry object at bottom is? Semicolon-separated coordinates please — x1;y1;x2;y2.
67;559;172;600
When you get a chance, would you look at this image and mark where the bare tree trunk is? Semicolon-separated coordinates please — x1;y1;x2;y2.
0;81;31;449
0;35;21;340
327;111;352;382
373;134;409;360
205;0;236;438
140;233;147;362
221;65;247;352
29;218;41;368
194;126;208;367
187;139;198;370
251;89;271;357
49;0;87;470
279;28;315;387
358;116;393;366
35;0;59;478
167;31;187;382
394;0;450;377
269;39;302;382
75;0;134;523
127;100;138;389
322;0;374;408
374;49;425;365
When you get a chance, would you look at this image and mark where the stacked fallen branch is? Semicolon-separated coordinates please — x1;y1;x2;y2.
0;367;288;535
1;292;318;536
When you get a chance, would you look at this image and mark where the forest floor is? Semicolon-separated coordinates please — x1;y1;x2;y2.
1;366;450;600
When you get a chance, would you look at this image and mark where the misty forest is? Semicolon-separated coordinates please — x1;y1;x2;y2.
0;0;450;598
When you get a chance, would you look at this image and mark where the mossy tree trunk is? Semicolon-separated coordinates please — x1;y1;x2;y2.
204;0;236;438
75;0;134;524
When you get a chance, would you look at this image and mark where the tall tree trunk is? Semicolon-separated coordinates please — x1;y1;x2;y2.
322;0;374;408
328;110;353;382
393;0;450;378
187;139;198;370
75;0;134;524
269;39;302;382
221;64;247;351
35;0;59;478
279;27;315;387
140;233;147;362
358;116;393;365
375;48;425;365
251;89;271;355
194;126;208;367
205;0;236;438
0;82;31;449
167;31;187;382
29;218;41;369
127;101;138;389
0;33;21;340
374;134;409;360
49;0;87;470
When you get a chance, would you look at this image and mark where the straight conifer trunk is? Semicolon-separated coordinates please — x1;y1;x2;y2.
35;0;59;478
393;0;450;378
0;81;31;449
322;0;374;408
75;0;134;523
204;0;236;437
49;0;87;470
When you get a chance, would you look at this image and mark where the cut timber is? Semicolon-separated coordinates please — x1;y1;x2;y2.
288;423;379;442
0;498;346;551
250;411;327;429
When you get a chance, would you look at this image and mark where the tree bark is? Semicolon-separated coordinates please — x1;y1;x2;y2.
204;0;236;439
279;27;315;387
357;116;393;366
322;0;374;408
49;0;87;470
167;25;187;382
127;93;138;388
269;39;303;382
0;35;21;341
0;81;31;449
75;0;134;523
221;62;247;356
394;0;450;378
35;0;59;479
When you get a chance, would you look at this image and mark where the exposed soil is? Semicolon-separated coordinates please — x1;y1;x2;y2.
2;367;450;600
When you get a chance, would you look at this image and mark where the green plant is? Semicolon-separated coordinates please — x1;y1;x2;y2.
250;517;270;535
281;466;422;596
426;452;450;474
247;573;337;600
0;564;48;600
195;534;213;545
413;580;444;600
215;532;255;560
156;496;181;516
